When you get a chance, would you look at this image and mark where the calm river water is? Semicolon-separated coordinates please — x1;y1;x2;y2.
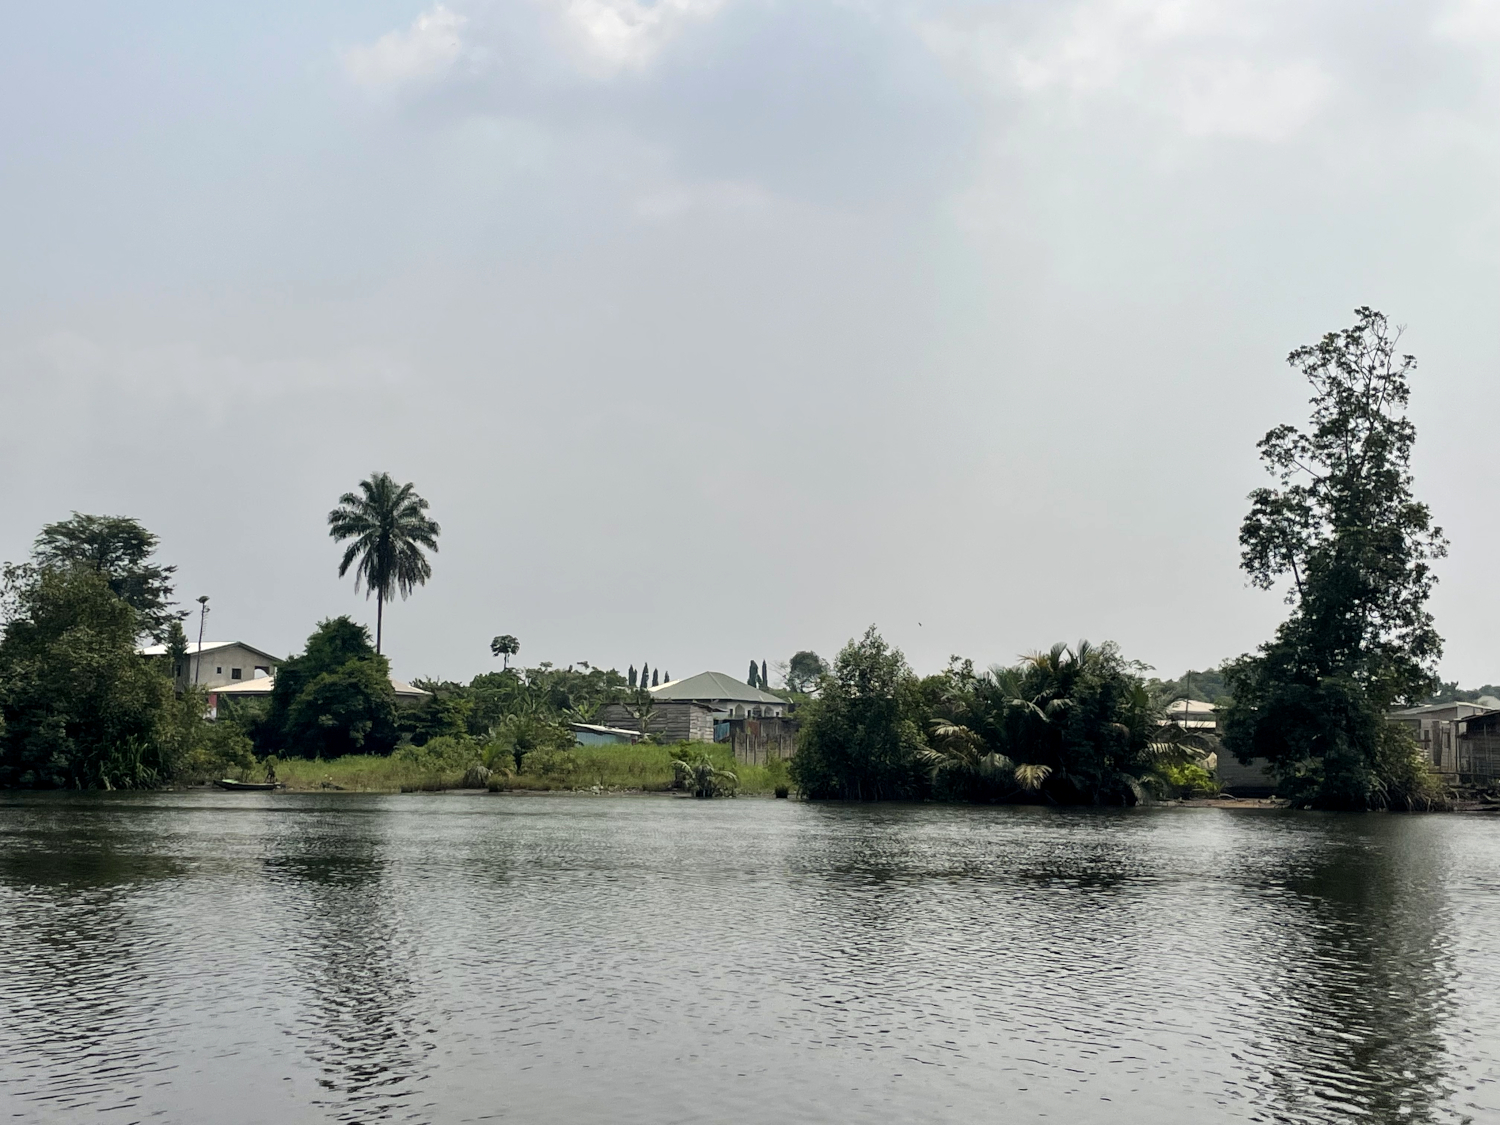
1;793;1498;1124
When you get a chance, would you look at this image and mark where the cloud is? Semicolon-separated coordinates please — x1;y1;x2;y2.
923;0;1332;142
547;0;725;72
342;4;467;90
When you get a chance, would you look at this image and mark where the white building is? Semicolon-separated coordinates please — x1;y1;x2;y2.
138;640;280;690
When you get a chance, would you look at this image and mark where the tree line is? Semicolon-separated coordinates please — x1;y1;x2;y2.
789;309;1450;809
0;309;1462;807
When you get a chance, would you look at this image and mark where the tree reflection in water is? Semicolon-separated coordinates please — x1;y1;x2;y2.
265;833;433;1124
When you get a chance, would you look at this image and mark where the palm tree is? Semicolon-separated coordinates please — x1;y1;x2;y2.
327;472;441;655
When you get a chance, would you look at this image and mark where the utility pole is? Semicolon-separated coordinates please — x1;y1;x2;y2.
194;595;210;686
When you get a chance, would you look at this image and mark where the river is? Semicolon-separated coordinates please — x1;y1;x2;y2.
0;793;1496;1124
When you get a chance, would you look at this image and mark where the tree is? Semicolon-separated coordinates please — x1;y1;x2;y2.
786;651;827;694
790;627;927;800
0;564;179;788
628;665;637;688
164;618;190;693
327;472;441;655
1221;309;1445;809
929;642;1203;805
651;668;659;687
747;660;759;688
490;634;520;669
640;662;650;689
260;617;399;758
760;660;768;688
33;513;182;640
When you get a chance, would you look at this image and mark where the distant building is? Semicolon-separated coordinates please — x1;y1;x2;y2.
650;671;789;719
595;671;790;745
1456;710;1500;779
138;640;280;690
1162;699;1278;795
209;673;432;706
1391;701;1500;774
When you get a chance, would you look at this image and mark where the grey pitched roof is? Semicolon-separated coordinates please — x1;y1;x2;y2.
650;671;784;706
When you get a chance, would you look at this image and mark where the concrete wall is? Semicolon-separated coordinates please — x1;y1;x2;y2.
725;716;800;765
188;645;277;690
1215;754;1277;796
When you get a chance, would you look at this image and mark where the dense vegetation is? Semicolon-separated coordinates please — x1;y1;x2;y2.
1220;309;1443;810
790;628;1213;805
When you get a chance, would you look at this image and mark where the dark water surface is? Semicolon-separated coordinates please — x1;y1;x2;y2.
1;794;1498;1124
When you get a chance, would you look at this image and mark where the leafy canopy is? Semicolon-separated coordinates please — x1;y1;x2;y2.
33;513;182;640
1221;308;1444;809
0;564;178;788
260;616;398;758
790;627;927;801
328;472;440;652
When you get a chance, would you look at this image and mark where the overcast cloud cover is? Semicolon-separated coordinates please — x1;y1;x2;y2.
2;0;1497;684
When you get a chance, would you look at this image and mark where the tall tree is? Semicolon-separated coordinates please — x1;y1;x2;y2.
787;651;827;694
1221;308;1445;809
327;472;440;655
33;513;181;640
490;634;520;670
747;660;759;688
760;660;768;689
0;564;178;788
651;668;659;687
628;665;637;688
790;627;926;800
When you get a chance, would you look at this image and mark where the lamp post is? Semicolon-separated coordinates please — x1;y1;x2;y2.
193;595;210;686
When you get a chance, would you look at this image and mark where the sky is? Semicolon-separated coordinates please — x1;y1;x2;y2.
1;0;1498;686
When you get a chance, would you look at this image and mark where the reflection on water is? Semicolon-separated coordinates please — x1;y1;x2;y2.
0;793;1496;1124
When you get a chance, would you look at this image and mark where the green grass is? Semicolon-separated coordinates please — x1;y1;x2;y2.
268;741;792;795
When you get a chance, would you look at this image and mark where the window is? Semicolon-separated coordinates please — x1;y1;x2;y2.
215;666;223;675
231;668;242;680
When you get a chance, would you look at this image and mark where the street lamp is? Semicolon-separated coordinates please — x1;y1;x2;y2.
193;595;210;686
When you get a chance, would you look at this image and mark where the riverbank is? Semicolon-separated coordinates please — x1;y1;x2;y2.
262;742;790;795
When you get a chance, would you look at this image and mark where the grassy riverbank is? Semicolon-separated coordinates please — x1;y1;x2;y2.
266;742;790;795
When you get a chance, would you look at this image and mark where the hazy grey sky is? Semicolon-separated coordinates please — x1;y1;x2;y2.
3;0;1497;685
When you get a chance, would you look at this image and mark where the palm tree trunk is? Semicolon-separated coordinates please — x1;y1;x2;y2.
376;593;384;655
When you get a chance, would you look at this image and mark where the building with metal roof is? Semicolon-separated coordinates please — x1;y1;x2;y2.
649;671;788;718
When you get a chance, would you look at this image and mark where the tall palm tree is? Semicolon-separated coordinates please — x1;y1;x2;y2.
327;472;440;655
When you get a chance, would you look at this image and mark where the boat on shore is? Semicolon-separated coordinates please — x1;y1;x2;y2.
213;779;280;792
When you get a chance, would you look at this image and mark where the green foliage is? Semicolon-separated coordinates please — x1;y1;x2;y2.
925;642;1202;805
260;617;398;758
790;627;928;800
1222;309;1446;810
490;634;519;668
672;753;738;797
164;618;190;692
177;702;258;783
1427;681;1500;705
33;513;182;640
787;651;827;694
747;659;759;688
1146;666;1230;705
398;689;471;746
327;471;440;653
0;565;179;788
1144;760;1221;799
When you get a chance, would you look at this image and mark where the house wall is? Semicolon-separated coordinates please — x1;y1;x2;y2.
1458;721;1500;779
725;716;799;765
1215;754;1277;795
188;645;277;690
596;703;715;744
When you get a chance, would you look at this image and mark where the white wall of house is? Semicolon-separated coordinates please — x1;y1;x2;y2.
187;645;277;689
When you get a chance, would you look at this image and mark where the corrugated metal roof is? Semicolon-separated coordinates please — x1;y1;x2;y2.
650;671;785;706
